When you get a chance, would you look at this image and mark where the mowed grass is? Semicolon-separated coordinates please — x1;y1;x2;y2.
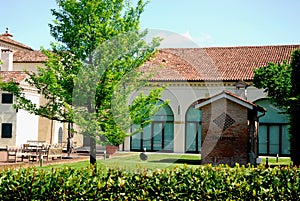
259;156;292;166
39;153;201;171
99;153;201;171
38;153;291;171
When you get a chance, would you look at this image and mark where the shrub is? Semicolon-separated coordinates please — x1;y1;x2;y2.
0;164;299;200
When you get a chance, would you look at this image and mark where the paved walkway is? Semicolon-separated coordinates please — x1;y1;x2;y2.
0;151;91;169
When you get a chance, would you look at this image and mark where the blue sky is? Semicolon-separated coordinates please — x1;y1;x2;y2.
1;0;300;49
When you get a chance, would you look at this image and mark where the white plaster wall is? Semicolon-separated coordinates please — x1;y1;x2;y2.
13;63;45;72
1;50;13;71
15;92;40;146
0;92;17;147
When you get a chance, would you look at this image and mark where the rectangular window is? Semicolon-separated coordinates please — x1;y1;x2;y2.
153;122;163;151
142;124;151;151
1;123;12;138
269;125;280;154
186;123;197;152
281;125;290;155
258;125;268;154
2;93;13;104
164;122;174;151
259;124;290;156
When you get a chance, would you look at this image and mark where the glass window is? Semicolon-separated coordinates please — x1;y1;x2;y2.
281;125;290;155
58;127;63;143
1;123;12;138
258;125;268;154
131;100;174;152
185;105;202;153
131;125;141;150
186;106;202;122
164;122;174;151
186;123;197;152
131;132;141;150
153;123;163;151
269;126;280;154
256;99;290;156
142;124;152;151
2;93;13;104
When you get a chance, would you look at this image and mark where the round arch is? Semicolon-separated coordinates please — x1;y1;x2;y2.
185;101;202;153
254;98;290;156
130;100;174;152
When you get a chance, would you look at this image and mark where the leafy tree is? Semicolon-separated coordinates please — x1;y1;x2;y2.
1;0;164;164
72;30;164;163
253;49;300;166
288;50;300;166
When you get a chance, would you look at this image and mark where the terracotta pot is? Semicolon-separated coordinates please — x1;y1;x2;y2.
106;145;119;155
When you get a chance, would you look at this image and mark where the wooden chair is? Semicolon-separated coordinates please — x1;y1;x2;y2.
46;146;63;161
6;145;23;162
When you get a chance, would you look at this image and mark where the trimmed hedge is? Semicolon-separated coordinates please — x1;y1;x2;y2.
0;164;299;200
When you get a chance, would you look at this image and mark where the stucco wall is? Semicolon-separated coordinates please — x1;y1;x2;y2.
13;63;45;72
0;92;17;147
15;91;40;146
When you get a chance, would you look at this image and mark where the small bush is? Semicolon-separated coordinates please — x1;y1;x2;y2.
0;164;299;200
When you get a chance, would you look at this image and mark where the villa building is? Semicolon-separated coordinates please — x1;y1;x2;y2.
0;29;76;148
0;28;298;157
124;45;300;157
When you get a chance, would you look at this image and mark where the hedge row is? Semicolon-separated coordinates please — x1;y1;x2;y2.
0;164;299;200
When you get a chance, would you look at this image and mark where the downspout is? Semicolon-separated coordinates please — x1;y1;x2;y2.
256;109;266;163
258;110;266;119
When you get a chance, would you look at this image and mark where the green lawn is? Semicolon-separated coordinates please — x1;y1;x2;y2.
38;153;291;171
99;153;201;171
259;156;292;166
39;153;201;171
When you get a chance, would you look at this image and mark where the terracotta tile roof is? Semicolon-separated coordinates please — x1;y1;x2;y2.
0;71;27;83
195;90;266;112
0;35;33;51
13;50;47;63
144;45;300;81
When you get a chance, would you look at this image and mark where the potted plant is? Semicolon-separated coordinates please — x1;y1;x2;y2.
102;125;126;156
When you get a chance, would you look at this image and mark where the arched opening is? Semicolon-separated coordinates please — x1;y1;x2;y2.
130;100;174;152
58;127;63;144
185;103;202;153
255;99;290;156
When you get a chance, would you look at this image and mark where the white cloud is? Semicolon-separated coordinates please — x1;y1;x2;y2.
181;31;194;41
143;29;215;48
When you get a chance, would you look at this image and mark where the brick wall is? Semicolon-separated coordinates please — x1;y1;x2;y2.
201;98;250;165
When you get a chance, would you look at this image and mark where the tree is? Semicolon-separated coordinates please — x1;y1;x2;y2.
288;50;300;166
0;0;164;164
72;30;164;163
253;49;300;166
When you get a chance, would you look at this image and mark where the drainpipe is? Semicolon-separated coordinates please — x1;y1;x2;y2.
258;110;266;119
256;109;266;164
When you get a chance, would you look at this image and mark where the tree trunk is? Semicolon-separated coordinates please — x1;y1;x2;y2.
67;122;74;157
90;136;97;165
290;111;300;166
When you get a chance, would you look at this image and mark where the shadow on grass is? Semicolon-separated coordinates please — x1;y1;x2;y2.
149;158;201;165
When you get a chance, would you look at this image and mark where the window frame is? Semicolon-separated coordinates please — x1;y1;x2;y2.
1;93;13;104
258;123;290;156
1;123;13;138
